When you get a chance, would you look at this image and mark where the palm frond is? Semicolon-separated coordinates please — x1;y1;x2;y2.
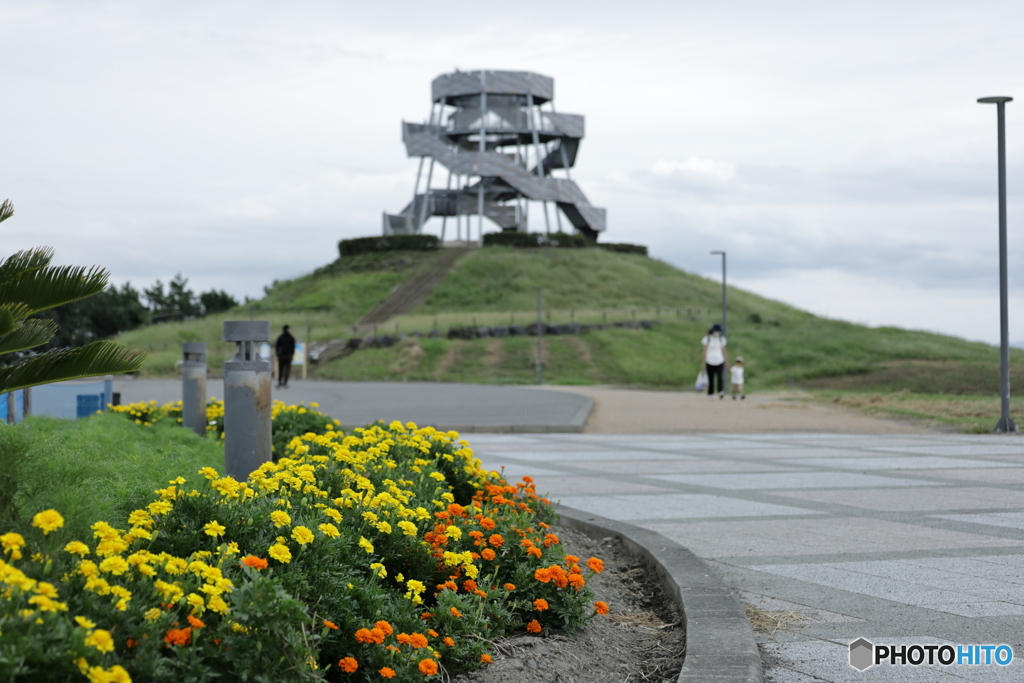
0;263;109;313
0;318;57;355
0;303;32;337
0;199;12;224
0;341;146;394
0;247;52;285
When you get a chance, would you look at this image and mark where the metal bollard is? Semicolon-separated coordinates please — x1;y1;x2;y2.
181;343;207;436
223;321;272;480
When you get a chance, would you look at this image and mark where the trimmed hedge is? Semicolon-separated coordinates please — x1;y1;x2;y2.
598;243;648;256
338;235;440;257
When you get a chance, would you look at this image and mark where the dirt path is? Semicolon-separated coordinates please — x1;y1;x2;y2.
528;385;935;434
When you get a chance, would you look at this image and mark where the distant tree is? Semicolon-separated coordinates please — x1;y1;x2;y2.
39;283;148;347
200;289;238;315
0;199;146;393
145;273;201;321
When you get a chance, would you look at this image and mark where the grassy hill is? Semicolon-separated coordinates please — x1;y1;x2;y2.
116;246;1020;401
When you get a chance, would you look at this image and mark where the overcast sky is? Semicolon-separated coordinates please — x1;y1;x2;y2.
2;1;1023;343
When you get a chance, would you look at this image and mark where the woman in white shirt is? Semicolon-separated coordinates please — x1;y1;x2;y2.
701;323;729;398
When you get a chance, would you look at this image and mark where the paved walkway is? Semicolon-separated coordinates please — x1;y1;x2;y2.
469;432;1024;682
114;379;592;432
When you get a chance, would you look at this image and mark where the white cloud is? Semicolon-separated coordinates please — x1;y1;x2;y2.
651;158;736;181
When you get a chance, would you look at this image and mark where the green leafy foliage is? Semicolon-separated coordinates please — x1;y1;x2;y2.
337;235;440;258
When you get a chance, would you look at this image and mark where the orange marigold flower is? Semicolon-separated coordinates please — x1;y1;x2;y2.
474;589;487;597
126;639;138;648
379;667;396;678
488;534;504;548
427;629;438;637
434;511;450;520
338;657;358;673
527;547;542;558
522;475;534;483
469;530;484;539
410;633;429;649
323;620;339;630
481;548;496;561
375;620;393;635
418;659;439;675
447;503;464;516
534;567;552;583
449;607;462;618
594;601;610;615
369;627;385;643
520;538;534;548
187;615;206;629
504;583;516;591
564;555;580;563
443;636;455;646
355;628;380;644
420;612;433;620
526;619;541;634
543;533;560;548
568;574;586;589
480;517;496;531
462;580;478;592
533;598;549;611
481;653;494;663
397;633;412;645
587;557;604;574
164;627;192;647
241;555;268;570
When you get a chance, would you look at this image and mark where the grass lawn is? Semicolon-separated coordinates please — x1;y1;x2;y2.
0;412;223;540
813;390;1024;434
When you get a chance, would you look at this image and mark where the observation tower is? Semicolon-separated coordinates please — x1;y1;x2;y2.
383;70;606;241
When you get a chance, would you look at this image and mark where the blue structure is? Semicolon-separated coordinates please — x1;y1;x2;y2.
2;377;114;423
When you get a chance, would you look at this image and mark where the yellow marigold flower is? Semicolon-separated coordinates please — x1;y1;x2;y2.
318;523;340;539
164;557;187;575
198;467;219;480
376;521;392;534
31;509;65;535
1;532;26;558
323;508;343;523
207;594;230;615
84;628;115;653
369;562;387;578
358;537;374;554
127;527;152;541
147;500;173;516
268;543;292;563
429;472;446;481
186;593;205;613
75;616;96;629
270;510;292;528
98;556;129;576
64;541;90;556
398;521;418;536
144;607;162;621
35;582;58;598
445;525;462;540
127;510;153;528
203;521;227;538
291;526;314;545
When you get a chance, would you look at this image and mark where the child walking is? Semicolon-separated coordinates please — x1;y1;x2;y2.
731;357;745;400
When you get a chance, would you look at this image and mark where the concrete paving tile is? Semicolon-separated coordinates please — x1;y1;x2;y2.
510;475;672;496
774;487;1024;512
899;556;1024;583
738;591;866;623
917;601;1024;617
555;493;821;521
760;638;976;681
650;471;942;489
752;564;973;605
924;468;1024;484
477;448;695;462
933;512;1024;532
868;445;1024;457
644;518;1020;558
578;459;795;474
778;457;1015;470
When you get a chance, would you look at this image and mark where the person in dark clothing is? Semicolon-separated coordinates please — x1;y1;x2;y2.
275;325;296;388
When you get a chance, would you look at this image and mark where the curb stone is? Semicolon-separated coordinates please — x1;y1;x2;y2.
557;506;763;683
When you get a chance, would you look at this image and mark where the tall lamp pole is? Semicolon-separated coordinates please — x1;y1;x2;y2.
711;251;727;334
978;96;1016;433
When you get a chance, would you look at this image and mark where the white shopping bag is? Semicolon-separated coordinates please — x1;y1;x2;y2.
695;368;708;392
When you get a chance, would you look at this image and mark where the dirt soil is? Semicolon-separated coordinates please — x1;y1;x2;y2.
530;385;935;434
453;525;685;683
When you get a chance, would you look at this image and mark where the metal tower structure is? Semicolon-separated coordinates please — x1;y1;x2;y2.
383;70;606;241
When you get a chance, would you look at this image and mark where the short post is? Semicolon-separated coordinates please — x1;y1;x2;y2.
21;387;31;417
182;342;207;436
536;287;544;385
223;321;272;479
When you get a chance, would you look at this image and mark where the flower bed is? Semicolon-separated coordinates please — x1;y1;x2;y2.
0;413;604;682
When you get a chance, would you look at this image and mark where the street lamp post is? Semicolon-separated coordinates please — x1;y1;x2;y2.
711;251;727;334
978;95;1016;433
